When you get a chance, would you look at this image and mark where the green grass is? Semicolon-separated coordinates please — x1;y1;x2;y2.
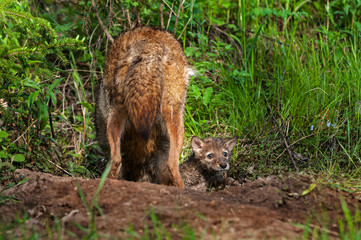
297;198;361;240
185;30;361;179
182;1;361;180
0;0;360;180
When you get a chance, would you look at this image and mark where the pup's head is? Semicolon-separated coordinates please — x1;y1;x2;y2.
190;136;238;173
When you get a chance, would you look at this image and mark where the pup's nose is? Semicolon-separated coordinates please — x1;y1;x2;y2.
220;162;228;169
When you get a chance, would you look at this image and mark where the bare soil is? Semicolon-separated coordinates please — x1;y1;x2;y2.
1;169;360;239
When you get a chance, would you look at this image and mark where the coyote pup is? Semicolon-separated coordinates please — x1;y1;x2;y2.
180;136;238;191
95;27;194;187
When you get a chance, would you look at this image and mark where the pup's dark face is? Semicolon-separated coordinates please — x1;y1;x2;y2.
191;136;238;173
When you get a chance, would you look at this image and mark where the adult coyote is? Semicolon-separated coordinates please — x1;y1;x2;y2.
95;27;193;188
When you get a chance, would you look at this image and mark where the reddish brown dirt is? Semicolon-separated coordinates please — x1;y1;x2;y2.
1;169;360;239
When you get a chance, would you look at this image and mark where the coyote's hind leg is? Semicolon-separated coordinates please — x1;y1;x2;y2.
107;106;127;179
164;108;184;188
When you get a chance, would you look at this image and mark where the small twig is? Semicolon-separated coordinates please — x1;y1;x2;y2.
125;8;133;29
289;133;316;149
109;7;122;24
212;25;245;67
160;2;164;29
61;210;79;239
46;158;71;176
63;69;102;73
13;119;38;144
161;0;176;16
91;0;114;43
166;1;174;30
177;17;192;40
136;8;142;27
275;133;316;160
267;104;299;172
174;0;185;33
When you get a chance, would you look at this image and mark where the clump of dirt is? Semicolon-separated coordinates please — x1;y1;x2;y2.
0;169;359;239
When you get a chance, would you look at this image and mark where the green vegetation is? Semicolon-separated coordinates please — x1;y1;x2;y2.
299;198;361;240
1;0;361;238
1;0;360;179
0;0;84;177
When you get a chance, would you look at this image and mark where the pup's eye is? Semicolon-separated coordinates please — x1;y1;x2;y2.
207;153;214;159
223;152;228;157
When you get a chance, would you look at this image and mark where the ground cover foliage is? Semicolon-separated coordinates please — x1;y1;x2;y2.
0;0;361;185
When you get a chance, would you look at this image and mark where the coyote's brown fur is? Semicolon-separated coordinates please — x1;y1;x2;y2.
95;27;193;187
180;136;238;191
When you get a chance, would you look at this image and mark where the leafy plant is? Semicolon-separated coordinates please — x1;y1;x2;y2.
0;0;83;170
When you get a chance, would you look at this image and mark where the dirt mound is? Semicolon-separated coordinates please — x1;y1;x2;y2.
1;169;359;239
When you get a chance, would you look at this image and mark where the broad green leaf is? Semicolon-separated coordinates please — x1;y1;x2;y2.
72;124;84;133
75;165;86;173
23;78;40;90
202;87;213;107
38;103;49;131
49;78;63;91
191;84;201;99
0;131;9;139
0;150;7;158
49;91;57;107
28;90;40;106
13;154;25;163
78;102;94;113
184;47;195;58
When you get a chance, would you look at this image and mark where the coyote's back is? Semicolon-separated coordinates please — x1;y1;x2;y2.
95;27;193;187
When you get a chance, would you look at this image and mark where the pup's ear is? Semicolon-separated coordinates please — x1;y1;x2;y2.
225;137;238;152
191;136;204;155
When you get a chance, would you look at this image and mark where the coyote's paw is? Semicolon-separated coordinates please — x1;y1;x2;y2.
108;160;122;179
224;177;241;186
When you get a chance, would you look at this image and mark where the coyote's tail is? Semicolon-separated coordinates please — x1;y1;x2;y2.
123;53;164;141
